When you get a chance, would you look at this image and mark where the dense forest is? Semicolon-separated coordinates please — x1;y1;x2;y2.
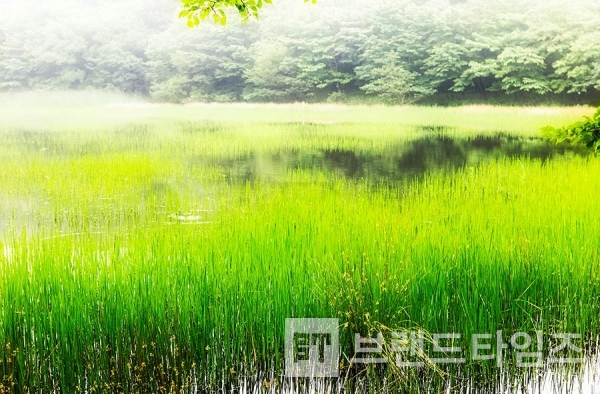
1;0;599;105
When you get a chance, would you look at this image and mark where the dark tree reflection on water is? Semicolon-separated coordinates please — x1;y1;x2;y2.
204;134;588;184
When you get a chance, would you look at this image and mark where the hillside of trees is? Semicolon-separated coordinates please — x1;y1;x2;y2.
1;0;599;105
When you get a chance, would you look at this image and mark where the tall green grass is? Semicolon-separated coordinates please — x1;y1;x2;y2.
0;95;598;392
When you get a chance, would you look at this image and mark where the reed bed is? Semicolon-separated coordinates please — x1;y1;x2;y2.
0;95;598;392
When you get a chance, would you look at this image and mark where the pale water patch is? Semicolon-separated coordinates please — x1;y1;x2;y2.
2;244;12;263
167;209;216;225
231;362;600;393
0;196;42;239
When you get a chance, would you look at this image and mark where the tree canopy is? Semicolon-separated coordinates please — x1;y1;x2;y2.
0;0;599;105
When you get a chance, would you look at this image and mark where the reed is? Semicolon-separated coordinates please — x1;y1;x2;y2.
0;95;598;392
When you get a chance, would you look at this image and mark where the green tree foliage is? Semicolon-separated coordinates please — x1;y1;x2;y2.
179;0;316;26
553;32;600;94
424;43;471;92
542;107;600;154
494;47;551;94
243;7;358;101
0;1;159;93
243;41;307;101
453;59;499;94
0;0;599;104
146;23;256;102
357;52;434;104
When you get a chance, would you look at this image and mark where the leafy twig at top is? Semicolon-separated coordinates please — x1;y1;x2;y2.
179;0;317;26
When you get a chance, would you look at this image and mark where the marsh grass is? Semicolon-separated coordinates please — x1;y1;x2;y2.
0;93;598;392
